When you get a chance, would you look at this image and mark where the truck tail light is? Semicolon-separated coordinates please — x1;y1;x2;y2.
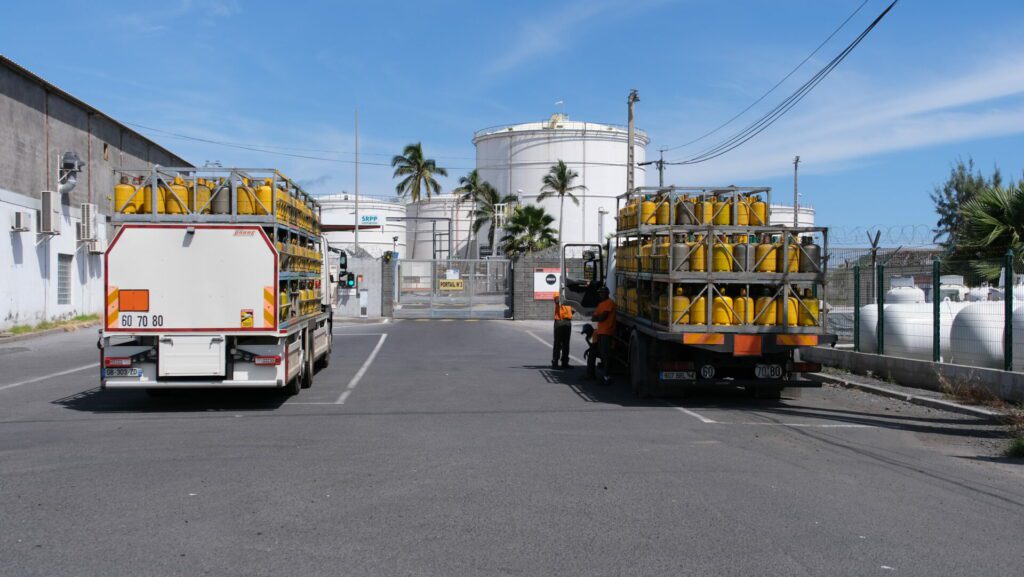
789;362;821;373
254;355;282;366
104;357;132;368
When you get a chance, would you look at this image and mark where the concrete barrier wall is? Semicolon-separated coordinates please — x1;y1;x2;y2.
334;255;383;318
803;346;1024;404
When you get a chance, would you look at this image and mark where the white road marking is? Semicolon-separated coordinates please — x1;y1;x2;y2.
664;401;718;424
731;422;870;428
332;332;387;336
336;333;388;404
523;330;587;366
0;363;98;392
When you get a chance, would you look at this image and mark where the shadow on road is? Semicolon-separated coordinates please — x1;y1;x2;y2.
52;387;289;413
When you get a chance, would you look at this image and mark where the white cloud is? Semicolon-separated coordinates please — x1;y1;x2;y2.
661;55;1024;183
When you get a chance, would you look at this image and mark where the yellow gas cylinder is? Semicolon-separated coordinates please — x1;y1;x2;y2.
755;240;776;273
779;237;800;273
256;179;274;215
696;198;714;224
799;289;819;326
114;182;140;214
655;197;670;225
749;195;768;225
778;295;799;326
192;178;211;213
165;177;188;214
626;288;638;315
755;294;777;325
672;287;690;325
658;291;669;325
237;178;256;215
657;237;671;272
141;184;168;214
713;198;731;225
734;289;753;325
735;196;750;226
690;295;708;325
689;236;707;272
712;295;734;325
640;198;657;226
616;285;625;306
712;236;733;272
640;241;653;272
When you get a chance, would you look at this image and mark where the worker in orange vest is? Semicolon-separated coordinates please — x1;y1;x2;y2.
552;292;574;369
587;285;616;384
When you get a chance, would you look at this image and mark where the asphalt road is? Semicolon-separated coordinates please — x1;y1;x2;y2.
1;320;1022;577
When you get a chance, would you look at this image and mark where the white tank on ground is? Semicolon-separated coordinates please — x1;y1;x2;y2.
473;113;649;246
405;193;474;260
319;194;407;258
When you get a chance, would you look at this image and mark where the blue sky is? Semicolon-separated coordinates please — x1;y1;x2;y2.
4;0;1024;246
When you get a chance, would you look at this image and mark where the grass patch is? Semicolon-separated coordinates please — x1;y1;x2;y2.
4;314;99;336
938;374;1004;407
1006;437;1024;459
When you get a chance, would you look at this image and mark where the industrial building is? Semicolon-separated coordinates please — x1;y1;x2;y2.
0;55;189;330
473;113;649;246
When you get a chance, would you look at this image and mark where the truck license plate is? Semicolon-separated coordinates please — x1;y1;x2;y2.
755;364;783;379
660;371;696;381
104;368;141;378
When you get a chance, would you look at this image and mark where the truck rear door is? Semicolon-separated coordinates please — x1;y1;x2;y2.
560;243;605;316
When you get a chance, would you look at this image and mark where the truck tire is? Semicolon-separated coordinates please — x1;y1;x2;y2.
283;340;302;396
315;330;331;371
628;332;652;398
301;331;314;389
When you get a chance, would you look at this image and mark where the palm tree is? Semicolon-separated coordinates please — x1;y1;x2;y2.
392;143;448;258
537;160;586;247
958;181;1024;280
454;169;486;258
500;205;557;259
469;183;518;255
391;143;448;202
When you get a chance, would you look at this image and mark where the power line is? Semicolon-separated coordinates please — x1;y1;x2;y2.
661;0;870;153
668;0;898;165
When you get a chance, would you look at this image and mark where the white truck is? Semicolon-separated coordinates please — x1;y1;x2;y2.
99;168;335;395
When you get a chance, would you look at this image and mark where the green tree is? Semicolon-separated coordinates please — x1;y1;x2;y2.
536;160;586;247
454;169;487;258
958;181;1024;280
930;158;1001;249
468;182;517;254
391;143;448;203
500;204;557;258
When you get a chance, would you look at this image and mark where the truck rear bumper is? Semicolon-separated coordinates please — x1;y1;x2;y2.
103;379;282;389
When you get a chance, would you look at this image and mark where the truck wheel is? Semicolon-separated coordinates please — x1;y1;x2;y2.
628;332;651;398
315;332;331;371
283;344;301;396
301;332;314;389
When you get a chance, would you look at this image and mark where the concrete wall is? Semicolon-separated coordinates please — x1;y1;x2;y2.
803;346;1024;404
334;255;384;318
382;259;396;317
511;250;563;320
0;61;189;329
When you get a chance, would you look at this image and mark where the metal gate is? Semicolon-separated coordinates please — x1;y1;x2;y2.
394;259;511;319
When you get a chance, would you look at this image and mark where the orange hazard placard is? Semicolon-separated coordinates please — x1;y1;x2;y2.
119;290;150;312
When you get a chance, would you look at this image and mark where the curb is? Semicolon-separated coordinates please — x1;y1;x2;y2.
0;322;99;344
810;372;1009;423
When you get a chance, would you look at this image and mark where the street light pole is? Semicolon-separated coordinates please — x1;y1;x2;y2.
598;207;607;241
354;108;360;251
627;89;639;194
792;155;800;228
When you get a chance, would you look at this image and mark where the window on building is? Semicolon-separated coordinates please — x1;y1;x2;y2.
57;254;73;305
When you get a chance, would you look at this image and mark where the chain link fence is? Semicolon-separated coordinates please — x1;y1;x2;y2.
824;247;1021;372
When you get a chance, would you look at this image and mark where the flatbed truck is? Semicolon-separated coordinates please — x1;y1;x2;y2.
99;167;335;395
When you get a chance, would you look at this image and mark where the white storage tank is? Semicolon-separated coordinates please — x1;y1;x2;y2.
320;194;407;258
768;204;815;228
405;193;474;260
473;113;648;246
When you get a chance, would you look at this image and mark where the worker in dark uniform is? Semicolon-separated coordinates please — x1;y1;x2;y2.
587;286;616;385
552;292;574;369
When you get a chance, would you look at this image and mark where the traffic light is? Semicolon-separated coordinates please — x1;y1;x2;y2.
346;272;356;288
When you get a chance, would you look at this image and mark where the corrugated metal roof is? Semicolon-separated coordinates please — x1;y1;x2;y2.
1;53;192;167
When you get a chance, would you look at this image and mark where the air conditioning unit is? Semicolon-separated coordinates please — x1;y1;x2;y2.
87;239;106;254
80;203;97;241
10;211;31;232
39;190;61;235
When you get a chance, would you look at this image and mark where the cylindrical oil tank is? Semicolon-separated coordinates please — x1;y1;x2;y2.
886;285;926;304
405;193;475;259
879;302;969;361
473;114;648;244
320;194;408;258
768;204;815;227
949;302;1010;368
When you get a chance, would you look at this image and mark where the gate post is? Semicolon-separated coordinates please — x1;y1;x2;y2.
876;264;885;355
933;258;941;362
853;265;860;352
1005;249;1014;372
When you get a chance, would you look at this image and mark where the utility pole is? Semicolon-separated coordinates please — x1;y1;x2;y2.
354;108;360;251
626;89;639;194
792;155;800;228
638;148;666;188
